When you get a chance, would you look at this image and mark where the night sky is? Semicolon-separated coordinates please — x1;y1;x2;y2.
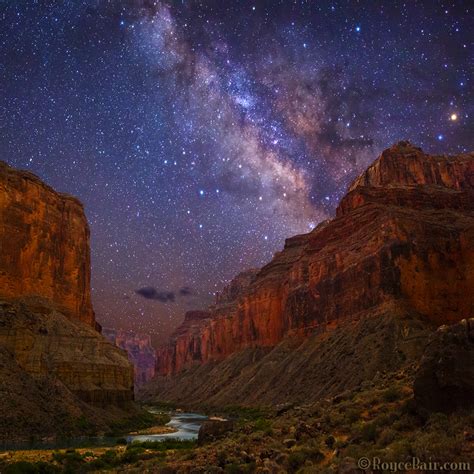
1;1;472;344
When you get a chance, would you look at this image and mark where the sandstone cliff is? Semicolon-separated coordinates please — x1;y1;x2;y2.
0;161;137;441
0;161;94;327
146;142;473;405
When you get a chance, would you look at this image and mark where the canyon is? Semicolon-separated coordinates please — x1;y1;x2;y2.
143;142;474;406
102;327;156;389
0;161;136;442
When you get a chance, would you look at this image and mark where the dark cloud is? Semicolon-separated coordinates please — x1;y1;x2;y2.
135;287;175;302
135;286;195;302
179;286;193;296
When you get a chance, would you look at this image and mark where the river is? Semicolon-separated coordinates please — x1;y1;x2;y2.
0;412;207;451
127;412;208;443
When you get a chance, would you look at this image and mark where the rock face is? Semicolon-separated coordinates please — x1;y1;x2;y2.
0;300;134;407
102;327;156;388
140;306;432;406
0;161;94;327
151;142;474;394
414;318;474;414
0;161;134;416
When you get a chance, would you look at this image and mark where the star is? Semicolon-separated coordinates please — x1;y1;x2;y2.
1;1;471;343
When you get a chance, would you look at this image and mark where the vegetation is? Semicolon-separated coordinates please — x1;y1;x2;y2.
2;371;473;473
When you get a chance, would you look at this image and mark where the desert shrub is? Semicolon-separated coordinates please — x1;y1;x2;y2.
121;446;146;464
377;427;397;447
74;415;93;431
425;412;450;432
4;461;60;474
359;422;378;443
253;418;273;434
87;449;118;470
129;439;195;451
51;449;85;471
411;431;462;462
287;448;323;473
325;435;336;448
384;438;413;461
382;386;402;403
341;407;361;424
224;462;256;473
287;451;307;473
223;406;268;420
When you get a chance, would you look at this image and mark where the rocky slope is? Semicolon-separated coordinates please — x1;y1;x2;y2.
0;161;137;442
144;142;474;406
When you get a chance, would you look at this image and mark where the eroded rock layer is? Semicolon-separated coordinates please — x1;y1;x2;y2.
0;300;134;407
154;142;474;379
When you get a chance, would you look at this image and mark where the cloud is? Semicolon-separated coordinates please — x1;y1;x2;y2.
135;285;195;302
135;287;175;302
179;286;193;296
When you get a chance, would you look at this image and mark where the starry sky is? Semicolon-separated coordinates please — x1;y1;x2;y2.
1;1;472;345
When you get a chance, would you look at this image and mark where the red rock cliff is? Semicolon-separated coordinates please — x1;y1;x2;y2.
0;161;134;407
0;161;94;327
156;142;474;376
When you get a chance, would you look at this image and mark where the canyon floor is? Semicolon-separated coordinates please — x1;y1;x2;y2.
1;366;473;473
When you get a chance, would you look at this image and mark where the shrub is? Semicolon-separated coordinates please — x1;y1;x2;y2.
382;387;402;403
287;451;307;473
253;418;273;434
128;439;195;451
360;422;378;443
4;461;60;474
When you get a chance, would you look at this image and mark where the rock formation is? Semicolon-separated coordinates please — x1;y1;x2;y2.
0;300;133;407
0;161;135;441
0;161;94;327
414;318;474;414
102;327;156;388
145;142;473;405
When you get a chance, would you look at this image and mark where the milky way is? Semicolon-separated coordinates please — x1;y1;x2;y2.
1;1;472;343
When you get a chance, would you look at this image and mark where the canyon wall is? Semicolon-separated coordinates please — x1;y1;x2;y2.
0;161;95;327
0;161;134;408
155;142;474;377
102;327;156;388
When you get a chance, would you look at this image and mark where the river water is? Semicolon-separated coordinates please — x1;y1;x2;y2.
127;412;207;443
1;412;207;451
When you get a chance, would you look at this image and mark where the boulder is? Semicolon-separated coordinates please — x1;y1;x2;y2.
197;419;234;445
414;318;474;413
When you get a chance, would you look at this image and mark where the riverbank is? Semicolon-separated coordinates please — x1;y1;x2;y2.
0;411;207;472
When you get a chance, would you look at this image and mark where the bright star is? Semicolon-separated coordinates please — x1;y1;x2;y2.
437;134;444;141
450;113;458;121
355;26;361;32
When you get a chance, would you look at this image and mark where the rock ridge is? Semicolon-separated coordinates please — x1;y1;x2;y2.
153;143;474;379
